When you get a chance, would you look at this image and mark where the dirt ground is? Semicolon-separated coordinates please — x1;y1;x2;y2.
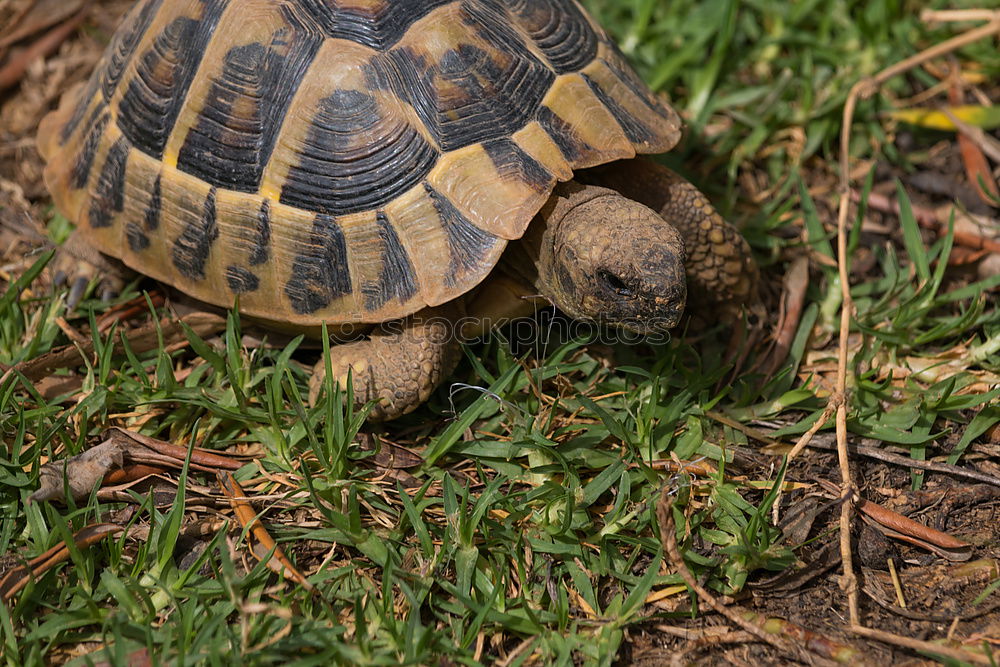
2;2;999;665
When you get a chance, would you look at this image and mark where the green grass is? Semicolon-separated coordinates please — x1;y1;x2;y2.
2;1;1000;664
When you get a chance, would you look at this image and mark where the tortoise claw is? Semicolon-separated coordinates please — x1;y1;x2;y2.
99;286;119;303
67;276;89;308
54;232;132;309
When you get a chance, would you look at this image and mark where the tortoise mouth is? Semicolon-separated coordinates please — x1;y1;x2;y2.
595;280;687;334
614;312;684;335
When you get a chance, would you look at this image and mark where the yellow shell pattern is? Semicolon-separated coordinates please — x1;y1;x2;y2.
37;0;681;325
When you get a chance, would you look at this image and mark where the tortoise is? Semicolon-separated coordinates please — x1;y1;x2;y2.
37;0;756;420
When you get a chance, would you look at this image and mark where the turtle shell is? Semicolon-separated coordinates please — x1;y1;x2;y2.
37;0;681;325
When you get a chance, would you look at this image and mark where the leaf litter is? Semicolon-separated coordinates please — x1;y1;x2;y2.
0;2;998;664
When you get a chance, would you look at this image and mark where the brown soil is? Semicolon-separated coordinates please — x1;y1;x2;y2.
2;3;998;665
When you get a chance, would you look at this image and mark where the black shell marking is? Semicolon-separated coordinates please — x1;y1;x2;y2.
503;0;597;74
482;137;554;194
117;2;226;160
102;0;164;103
70;112;110;189
59;77;103;146
583;73;658;145
535;105;591;162
57;0;162;147
176;33;322;192
363;212;418;310
88;137;130;228
142;174;162;232
249;199;271;266
171;187;219;279
126;222;151;251
284;213;352;314
289;0;451;50
278;89;438;216
226;265;260;293
369;3;554;152
424;183;500;285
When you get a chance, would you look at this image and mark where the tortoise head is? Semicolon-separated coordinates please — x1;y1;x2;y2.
532;182;687;335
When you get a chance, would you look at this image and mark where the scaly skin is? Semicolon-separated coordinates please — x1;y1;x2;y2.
315;180;690;420
581;158;758;316
308;305;462;421
519;181;687;334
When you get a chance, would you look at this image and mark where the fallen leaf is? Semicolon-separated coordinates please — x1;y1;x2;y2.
29;428;244;504
218;472;314;592
948;82;1000;205
888;105;1000;131
29;440;124;504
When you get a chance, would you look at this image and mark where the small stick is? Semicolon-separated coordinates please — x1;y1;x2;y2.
0;5;90;92
770;402;834;525
0;523;122;601
887;558;906;608
921;9;1000;23
808;436;1000;488
834;11;1000;629
852;626;993;665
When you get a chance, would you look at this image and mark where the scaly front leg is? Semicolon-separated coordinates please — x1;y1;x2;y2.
309;305;462;421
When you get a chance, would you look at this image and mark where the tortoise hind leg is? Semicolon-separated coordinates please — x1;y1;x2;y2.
581;158;758;315
309;306;462;421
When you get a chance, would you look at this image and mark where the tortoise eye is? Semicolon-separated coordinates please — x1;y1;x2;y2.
598;269;634;298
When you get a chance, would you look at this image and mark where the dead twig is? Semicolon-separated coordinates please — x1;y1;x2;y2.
852;626;994;665
797;435;1000;489
921;9;1000;23
0;4;90;92
0;523;122;602
771;402;836;526
834;10;1000;629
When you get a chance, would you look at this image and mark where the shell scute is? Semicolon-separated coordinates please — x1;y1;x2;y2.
369;3;555;153
174;33;323;193
171;187;219;280
504;0;597;74
88;137;131;229
117;1;227;161
38;0;682;325
277;88;438;216
362;212;419;311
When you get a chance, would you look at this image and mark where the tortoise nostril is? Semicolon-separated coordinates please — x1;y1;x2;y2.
598;269;634;297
